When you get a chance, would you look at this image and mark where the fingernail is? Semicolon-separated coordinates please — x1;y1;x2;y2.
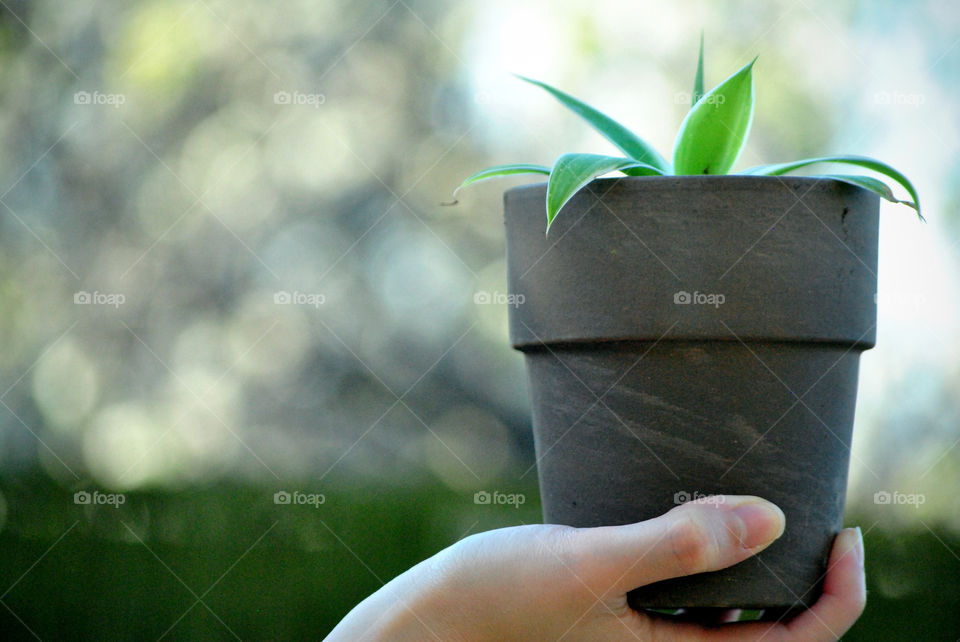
837;527;865;567
731;500;786;550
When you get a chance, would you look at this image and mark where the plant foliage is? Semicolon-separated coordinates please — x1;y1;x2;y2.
453;36;922;233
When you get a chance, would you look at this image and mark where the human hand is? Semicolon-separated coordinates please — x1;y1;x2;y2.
327;495;865;641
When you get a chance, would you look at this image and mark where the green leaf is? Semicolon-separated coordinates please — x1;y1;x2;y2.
692;32;705;107
446;163;550;204
515;75;671;173
546;153;662;232
672;57;757;175
741;155;922;219
816;174;921;217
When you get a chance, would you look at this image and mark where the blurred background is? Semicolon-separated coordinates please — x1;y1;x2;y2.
0;0;957;638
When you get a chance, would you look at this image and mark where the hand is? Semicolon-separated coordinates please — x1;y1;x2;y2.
327;495;866;641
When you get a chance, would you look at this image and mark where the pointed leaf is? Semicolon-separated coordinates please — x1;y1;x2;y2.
515;75;671;173
817;174;915;207
673;57;757;175
741;155;922;219
692;32;705;107
457;163;551;187
446;163;550;204
621;164;666;177
546;153;661;232
816;174;923;221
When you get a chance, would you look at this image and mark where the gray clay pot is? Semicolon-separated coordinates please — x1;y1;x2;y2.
504;176;878;610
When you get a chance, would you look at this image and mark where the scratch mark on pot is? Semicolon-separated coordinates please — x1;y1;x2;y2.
628;430;732;468
631;392;711;424
726;414;770;452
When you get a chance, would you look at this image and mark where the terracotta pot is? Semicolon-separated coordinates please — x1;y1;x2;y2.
504;176;878;610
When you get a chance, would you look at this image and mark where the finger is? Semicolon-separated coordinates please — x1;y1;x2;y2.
570;495;786;594
777;527;866;640
667;527;865;642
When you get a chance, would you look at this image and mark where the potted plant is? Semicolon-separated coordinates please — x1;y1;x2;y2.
452;37;921;613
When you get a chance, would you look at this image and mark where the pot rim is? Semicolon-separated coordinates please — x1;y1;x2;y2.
503;173;880;350
504;174;870;197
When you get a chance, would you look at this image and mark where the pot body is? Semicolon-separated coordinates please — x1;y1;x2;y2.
504;176;879;609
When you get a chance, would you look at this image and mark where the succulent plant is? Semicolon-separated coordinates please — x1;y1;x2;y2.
453;35;922;233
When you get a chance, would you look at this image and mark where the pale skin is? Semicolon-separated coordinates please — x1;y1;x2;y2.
327;495;866;641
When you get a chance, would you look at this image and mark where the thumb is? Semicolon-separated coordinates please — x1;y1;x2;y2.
570;495;786;596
